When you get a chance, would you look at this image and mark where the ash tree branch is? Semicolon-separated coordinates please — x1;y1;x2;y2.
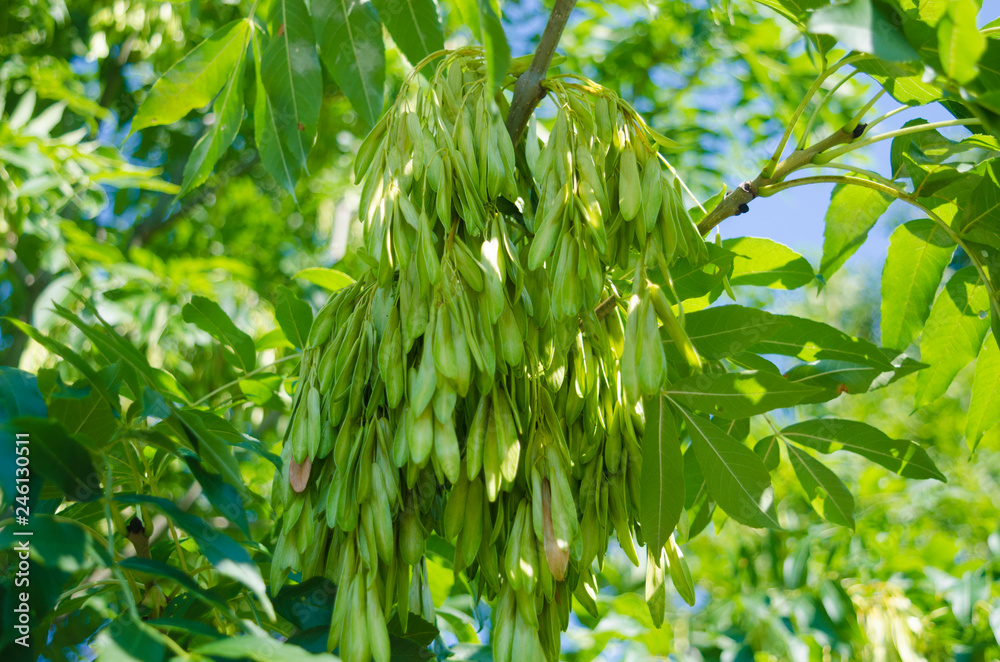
697;123;867;236
505;0;578;147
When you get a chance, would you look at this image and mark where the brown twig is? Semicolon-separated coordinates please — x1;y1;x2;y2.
504;0;578;147
696;123;867;236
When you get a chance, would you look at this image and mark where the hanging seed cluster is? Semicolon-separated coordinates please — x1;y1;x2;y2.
272;50;708;662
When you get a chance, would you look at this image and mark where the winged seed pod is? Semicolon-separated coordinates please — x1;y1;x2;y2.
273;50;710;661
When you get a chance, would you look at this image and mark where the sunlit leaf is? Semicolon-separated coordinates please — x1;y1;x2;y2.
723;237;815;289
665;370;821;419
915;266;991;407
966;334;1000;448
880;219;956;350
132;20;252;132
820;183;893;280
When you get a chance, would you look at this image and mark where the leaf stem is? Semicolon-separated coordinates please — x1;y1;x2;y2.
863;103;909;133
814;118;983;163
191;354;298;407
761;53;866;178
756;174;997;305
797;69;859;150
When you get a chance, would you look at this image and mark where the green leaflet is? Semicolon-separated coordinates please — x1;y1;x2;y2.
723;237;815;289
371;0;445;67
937;0;986;85
10;418;99;501
880;219;956;351
261;0;323;171
665;370;821;419
180;27;249;195
53;301;190;403
853;57;942;107
915;266;991;407
748;314;895;371
0;365;48;422
194;636;339;661
966;334;1000;448
119;558;237;617
674;404;781;529
182;296;257;373
253;31;298;197
132;20;252;133
666;304;787;361
275;286;315;349
0;317;121;422
777;418;945;481
786;443;855;529
640;395;684;554
293;267;356;292
116;493;275;621
807;0;919;62
313;0;386;128
820;183;893;280
478;0;510;95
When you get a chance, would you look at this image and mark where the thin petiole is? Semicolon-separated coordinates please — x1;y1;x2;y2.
762;53;866;178
814;118;983;163
797;69;859;150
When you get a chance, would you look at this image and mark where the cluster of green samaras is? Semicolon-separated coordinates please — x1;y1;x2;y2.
272;51;708;662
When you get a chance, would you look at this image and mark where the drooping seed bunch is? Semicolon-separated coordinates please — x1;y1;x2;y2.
272;49;708;662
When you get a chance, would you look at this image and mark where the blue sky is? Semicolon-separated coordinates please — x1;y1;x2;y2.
713;96;966;270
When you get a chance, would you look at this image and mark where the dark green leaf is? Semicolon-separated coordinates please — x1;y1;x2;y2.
880;219;956;350
182;296;257;373
674;404;780;529
132;20;252;132
2;319;118;413
261;0;323;170
786;443;855;529
313;0;386;128
0;366;47;422
779;418;945;481
49;385;118;448
119;558;235;616
93;614;166;662
370;0;445;66
640;395;684;553
253;32;299;196
13;418;100;501
275;286;314;349
115;493;275;621
665;370;821;418
273;577;337;630
179;450;251;537
661;243;735;303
